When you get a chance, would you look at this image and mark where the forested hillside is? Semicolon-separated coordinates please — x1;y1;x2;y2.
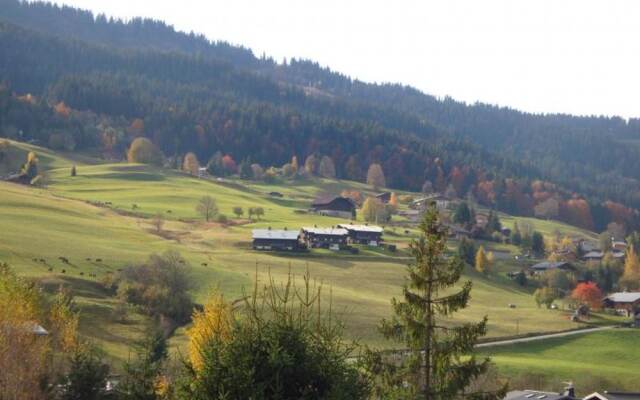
1;0;639;232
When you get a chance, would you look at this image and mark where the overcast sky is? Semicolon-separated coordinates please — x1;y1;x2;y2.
51;0;640;118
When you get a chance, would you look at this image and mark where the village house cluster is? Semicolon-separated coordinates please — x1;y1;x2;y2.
251;223;385;252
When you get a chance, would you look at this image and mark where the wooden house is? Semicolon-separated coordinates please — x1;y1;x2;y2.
301;227;348;250
505;389;576;400
310;195;356;219
584;392;640;400
252;229;305;251
410;193;452;211
603;292;640;317
337;223;384;246
528;261;575;275
375;192;391;203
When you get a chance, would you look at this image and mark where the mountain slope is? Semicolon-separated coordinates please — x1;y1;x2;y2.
1;0;639;231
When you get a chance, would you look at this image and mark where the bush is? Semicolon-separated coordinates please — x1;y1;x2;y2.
115;251;193;324
216;214;228;224
178;270;370;399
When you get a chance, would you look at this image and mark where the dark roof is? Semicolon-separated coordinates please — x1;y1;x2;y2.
584;392;640;400
505;390;575;400
530;261;574;271
311;195;355;208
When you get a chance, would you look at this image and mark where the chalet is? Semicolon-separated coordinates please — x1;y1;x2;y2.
5;172;30;185
603;292;640;317
409;193;452;211
398;209;422;223
375;192;391;203
584;392;640;400
252;229;305;251
612;241;627;252
310;195;356;219
583;251;604;262
301;227;348;250
337;223;384;246
578;240;599;253
475;213;489;229
505;388;576;400
529;261;575;275
445;224;471;240
197;167;208;178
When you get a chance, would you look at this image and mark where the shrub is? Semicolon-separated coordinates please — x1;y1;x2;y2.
178;270;370;399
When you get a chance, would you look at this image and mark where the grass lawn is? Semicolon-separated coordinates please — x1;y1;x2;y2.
478;329;640;394
1;140;612;368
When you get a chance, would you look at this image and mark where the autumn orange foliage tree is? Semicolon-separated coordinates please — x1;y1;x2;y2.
571;282;603;310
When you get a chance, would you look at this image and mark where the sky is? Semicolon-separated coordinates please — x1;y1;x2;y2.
51;0;640;118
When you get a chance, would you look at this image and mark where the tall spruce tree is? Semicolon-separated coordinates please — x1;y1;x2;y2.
379;205;506;399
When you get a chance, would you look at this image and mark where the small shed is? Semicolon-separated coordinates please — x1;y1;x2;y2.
301;227;348;250
252;229;304;251
337;223;384;246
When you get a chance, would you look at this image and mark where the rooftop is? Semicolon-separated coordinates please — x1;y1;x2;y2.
302;227;348;236
605;292;640;303
584;392;640;400
530;261;573;271
505;390;575;400
337;223;384;233
252;229;300;240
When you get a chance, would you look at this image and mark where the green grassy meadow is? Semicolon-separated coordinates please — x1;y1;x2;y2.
477;329;640;394
0;139;628;374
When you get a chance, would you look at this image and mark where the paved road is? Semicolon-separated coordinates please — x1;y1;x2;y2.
476;325;616;348
346;326;617;362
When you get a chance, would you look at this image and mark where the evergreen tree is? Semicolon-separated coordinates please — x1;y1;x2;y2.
62;344;110;400
457;237;477;266
118;324;167;400
531;231;545;255
239;157;253;179
453;201;472;226
379;206;506;399
206;151;224;176
510;222;522;246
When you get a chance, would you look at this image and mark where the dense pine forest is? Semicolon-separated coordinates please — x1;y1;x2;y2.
1;0;640;232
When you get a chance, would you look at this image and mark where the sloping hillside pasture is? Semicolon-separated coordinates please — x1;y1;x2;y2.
477;329;640;393
0;141;617;366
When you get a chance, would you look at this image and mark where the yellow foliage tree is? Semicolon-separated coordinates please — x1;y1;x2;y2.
366;163;386;189
127;137;163;166
0;263;77;400
475;246;487;274
361;197;384;223
620;244;640;290
188;292;234;372
291;155;299;174
182;152;200;175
